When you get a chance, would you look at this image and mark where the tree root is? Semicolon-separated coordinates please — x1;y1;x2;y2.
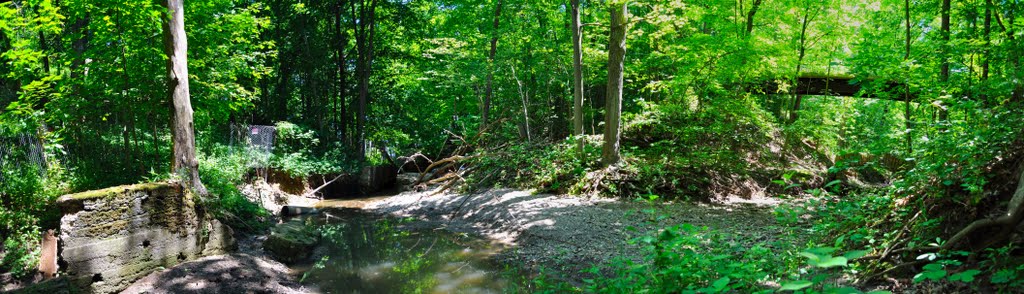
935;160;1024;251
861;160;1024;282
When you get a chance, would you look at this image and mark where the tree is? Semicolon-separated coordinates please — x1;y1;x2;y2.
572;0;584;158
335;0;349;143
938;0;950;120
354;0;379;158
162;0;206;194
602;1;627;166
904;0;912;153
789;0;823;123
481;0;503;130
745;0;763;35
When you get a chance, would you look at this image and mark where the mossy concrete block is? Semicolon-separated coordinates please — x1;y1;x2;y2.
56;182;235;294
264;219;319;264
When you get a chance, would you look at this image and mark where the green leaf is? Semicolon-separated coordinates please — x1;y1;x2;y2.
779;280;813;291
799;251;821;262
712;277;730;290
913;267;947;283
814;256;848;268
843;250;869;259
948;269;981;282
990;269;1015;284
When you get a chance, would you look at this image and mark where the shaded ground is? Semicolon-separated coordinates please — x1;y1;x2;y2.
121;233;315;294
121;253;310;294
366;188;797;284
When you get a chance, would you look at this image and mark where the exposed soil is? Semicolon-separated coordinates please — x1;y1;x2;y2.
366;188;796;284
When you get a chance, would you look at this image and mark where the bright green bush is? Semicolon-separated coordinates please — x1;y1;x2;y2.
585;223;784;293
270;122;358;177
198;145;272;233
0;145;70;277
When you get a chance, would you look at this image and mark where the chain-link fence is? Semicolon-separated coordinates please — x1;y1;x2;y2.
229;124;276;179
0;134;48;184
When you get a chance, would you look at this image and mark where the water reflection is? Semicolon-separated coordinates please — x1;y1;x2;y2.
295;208;512;294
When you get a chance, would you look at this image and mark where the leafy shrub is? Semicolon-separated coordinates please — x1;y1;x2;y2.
198;145;271;233
583;223;796;293
270;122;357;177
0;143;70;277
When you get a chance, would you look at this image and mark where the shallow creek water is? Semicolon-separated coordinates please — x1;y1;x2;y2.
289;199;517;294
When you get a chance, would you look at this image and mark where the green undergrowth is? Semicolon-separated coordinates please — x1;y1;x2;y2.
533;198;890;294
268;121;360;178
0;143;70;277
197;145;272;233
769;105;1024;289
469;96;789;200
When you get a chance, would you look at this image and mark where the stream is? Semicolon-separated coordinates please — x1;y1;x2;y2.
287;199;519;294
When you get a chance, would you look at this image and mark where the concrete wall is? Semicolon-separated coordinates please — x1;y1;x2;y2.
360;165;397;193
56;182;234;294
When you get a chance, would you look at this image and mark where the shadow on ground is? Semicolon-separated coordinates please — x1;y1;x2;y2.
121;253;312;294
367;188;796;284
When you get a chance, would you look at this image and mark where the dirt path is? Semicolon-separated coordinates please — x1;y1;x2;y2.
366;188;792;283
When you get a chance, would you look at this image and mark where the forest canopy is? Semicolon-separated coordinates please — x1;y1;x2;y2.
3;0;1024;292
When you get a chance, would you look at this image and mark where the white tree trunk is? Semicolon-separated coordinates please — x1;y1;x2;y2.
163;0;206;194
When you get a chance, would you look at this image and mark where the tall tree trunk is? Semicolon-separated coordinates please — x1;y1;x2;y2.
981;3;991;105
70;16;89;80
790;3;815;124
36;29;49;108
116;11;136;172
481;0;503;130
571;0;585;158
987;0;1021;102
38;31;49;74
983;4;991;83
939;0;951;120
354;0;379;158
745;0;763;35
510;65;531;142
335;0;348;142
161;0;206;194
905;0;913;153
1012;8;1024;103
602;1;627;167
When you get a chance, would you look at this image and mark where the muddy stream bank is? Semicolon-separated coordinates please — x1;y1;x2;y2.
121;185;785;293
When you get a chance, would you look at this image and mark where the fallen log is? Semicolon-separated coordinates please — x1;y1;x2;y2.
417;155;478;183
302;173;347;198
